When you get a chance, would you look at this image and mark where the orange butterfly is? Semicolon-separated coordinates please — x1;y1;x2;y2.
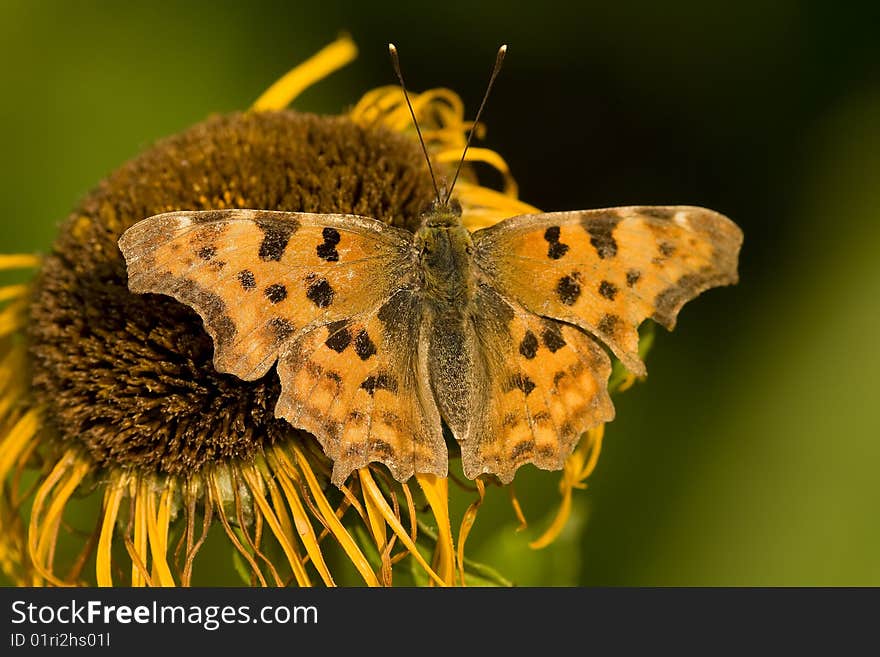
118;45;742;486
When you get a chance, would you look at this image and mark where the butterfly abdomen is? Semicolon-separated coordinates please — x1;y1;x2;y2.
411;220;487;444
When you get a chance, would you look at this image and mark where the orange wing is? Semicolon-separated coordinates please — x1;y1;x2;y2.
462;285;614;483
473;206;743;376
119;209;445;484
275;290;445;485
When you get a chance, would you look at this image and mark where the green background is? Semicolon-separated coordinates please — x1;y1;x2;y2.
2;0;879;585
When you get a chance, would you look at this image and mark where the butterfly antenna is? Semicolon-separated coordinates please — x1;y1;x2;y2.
388;43;442;205
444;44;507;206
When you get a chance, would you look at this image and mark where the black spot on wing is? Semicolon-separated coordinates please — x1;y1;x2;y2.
510;441;535;459
541;322;567;352
197;246;216;260
306;278;334;308
626;270;641;287
510;373;536;396
502;412;519;428
264;283;288;304
556;273;582;305
519;330;539;359
316;227;341;262
316;244;339;262
354;329;377;360
237;270;256;290
369;438;395;458
325;320;352;353
360;373;398;395
599;280;617;300
268;317;294;342
659;241;677;257
532;411;551;424
560;422;576;438
257;219;299;262
597;313;621;336
548;241;569;259
582;212;619;259
543;225;569;259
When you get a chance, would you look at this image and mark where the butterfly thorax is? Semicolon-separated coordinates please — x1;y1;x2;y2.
414;203;476;311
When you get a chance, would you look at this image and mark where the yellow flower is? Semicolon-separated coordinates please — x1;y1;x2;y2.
0;35;628;587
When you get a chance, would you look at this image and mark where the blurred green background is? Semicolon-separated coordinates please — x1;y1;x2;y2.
2;0;879;585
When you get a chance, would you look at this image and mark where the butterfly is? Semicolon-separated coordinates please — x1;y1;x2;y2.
117;45;743;487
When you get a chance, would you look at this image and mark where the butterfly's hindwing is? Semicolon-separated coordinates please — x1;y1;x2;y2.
459;285;614;482
275;290;446;485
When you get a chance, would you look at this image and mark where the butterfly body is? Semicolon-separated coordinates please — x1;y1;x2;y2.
119;203;742;485
414;203;476;310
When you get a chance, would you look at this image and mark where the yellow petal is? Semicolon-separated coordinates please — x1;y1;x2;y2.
251;35;357;111
0;284;29;303
144;480;176;587
359;468;446;587
97;476;127;587
456;478;486;586
435;146;518;197
0;254;40;270
240;464;314;587
529;426;604;550
208;472;269;587
0;410;38;482
416;474;455;586
285;447;379;586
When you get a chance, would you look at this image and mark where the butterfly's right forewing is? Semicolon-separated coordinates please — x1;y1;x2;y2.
473;206;742;376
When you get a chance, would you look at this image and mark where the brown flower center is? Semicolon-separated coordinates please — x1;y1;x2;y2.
27;111;435;476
